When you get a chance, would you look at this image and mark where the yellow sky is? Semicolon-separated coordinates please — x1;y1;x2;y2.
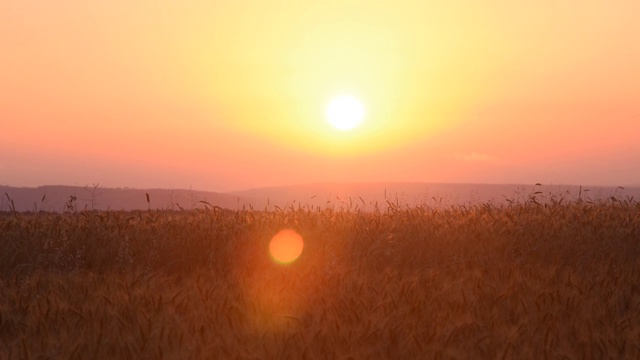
1;0;639;191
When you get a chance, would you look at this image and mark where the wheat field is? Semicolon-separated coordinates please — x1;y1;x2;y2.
1;197;639;359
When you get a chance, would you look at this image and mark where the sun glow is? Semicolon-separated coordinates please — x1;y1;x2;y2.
326;95;365;131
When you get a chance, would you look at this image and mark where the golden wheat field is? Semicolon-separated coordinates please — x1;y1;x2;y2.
1;197;639;359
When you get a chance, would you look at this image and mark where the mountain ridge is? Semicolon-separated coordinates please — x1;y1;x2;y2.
2;182;638;213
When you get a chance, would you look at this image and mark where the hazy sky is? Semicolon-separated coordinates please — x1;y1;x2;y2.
2;1;639;191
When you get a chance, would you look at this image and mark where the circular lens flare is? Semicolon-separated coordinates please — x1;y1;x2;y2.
269;229;304;264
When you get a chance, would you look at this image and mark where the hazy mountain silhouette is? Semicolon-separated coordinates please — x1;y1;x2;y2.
229;182;640;210
0;185;251;212
2;183;638;213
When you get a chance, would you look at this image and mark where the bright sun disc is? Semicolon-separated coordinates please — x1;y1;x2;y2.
269;229;304;264
326;95;365;131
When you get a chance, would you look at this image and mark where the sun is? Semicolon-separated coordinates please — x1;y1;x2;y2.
326;95;365;131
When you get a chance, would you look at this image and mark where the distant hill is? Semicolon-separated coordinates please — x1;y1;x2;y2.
0;185;251;212
2;183;638;213
229;182;640;210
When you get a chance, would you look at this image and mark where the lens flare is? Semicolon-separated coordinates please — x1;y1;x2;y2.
269;229;304;264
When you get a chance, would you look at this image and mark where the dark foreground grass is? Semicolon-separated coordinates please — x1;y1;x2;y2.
1;199;639;359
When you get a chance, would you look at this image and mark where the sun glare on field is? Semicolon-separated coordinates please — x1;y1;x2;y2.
269;229;304;264
326;95;365;131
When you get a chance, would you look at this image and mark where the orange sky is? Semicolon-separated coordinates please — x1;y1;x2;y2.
1;0;639;191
